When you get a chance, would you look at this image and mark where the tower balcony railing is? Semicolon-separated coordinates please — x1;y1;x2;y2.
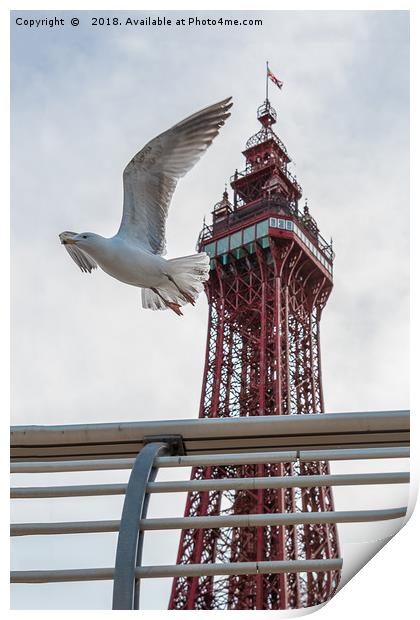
257;99;277;124
232;158;302;197
245;126;288;157
10;410;409;610
198;194;334;263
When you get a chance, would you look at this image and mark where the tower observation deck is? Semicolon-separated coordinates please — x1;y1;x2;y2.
168;99;340;610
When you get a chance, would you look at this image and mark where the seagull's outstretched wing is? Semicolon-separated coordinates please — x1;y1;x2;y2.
118;97;233;255
59;232;97;273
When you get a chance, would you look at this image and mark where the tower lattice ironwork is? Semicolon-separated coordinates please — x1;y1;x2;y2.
168;99;341;610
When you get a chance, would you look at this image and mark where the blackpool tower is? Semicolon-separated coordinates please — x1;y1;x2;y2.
168;94;341;610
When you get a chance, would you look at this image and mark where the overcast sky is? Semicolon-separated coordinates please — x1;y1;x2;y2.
10;9;409;612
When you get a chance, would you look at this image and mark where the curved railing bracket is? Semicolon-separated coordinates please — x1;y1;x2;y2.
143;434;185;456
112;436;185;610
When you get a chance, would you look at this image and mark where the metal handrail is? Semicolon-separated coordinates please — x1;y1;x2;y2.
10;410;410;462
10;446;410;473
11;558;344;583
11;471;410;499
10;411;410;609
11;507;407;537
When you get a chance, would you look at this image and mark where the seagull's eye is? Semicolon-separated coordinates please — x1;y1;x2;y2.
82;235;88;239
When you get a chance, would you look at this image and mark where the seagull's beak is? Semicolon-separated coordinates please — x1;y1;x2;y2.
62;238;78;245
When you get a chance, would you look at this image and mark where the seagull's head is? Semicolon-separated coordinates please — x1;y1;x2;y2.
60;232;106;256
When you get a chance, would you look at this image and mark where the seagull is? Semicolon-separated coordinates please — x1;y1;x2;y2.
59;97;233;316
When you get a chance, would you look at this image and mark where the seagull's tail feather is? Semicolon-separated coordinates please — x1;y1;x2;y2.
141;288;168;311
140;252;210;312
166;252;210;304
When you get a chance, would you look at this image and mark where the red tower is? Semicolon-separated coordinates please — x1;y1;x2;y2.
168;99;340;610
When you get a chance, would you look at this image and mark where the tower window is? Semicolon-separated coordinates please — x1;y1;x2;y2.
243;226;255;244
205;242;216;258
256;220;269;238
230;231;242;250
217;237;229;254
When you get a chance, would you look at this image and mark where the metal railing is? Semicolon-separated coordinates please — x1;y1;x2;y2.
198;194;335;262
233;156;302;196
10;411;409;610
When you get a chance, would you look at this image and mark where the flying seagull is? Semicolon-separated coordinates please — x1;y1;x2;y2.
59;97;233;315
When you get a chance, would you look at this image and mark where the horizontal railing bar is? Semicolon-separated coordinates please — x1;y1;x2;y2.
11;521;119;536
9;451;298;474
10;446;410;474
146;472;409;493
136;558;343;578
11;568;113;583
11;483;127;499
155;451;298;468
10;558;343;583
10;507;406;536
10;458;136;474
11;438;409;462
299;447;410;461
141;507;407;530
12;411;409;446
10;410;409;462
10;472;410;499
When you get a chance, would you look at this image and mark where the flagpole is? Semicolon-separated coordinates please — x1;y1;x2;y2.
265;60;269;101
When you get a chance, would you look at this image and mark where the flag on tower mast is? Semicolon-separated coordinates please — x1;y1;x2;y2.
265;61;283;100
267;65;283;90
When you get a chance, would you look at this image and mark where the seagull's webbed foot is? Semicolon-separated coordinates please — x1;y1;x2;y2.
165;274;196;306
180;290;196;306
167;302;183;316
151;287;183;316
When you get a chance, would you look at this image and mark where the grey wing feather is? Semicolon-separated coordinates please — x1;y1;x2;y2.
118;96;233;255
59;232;97;274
